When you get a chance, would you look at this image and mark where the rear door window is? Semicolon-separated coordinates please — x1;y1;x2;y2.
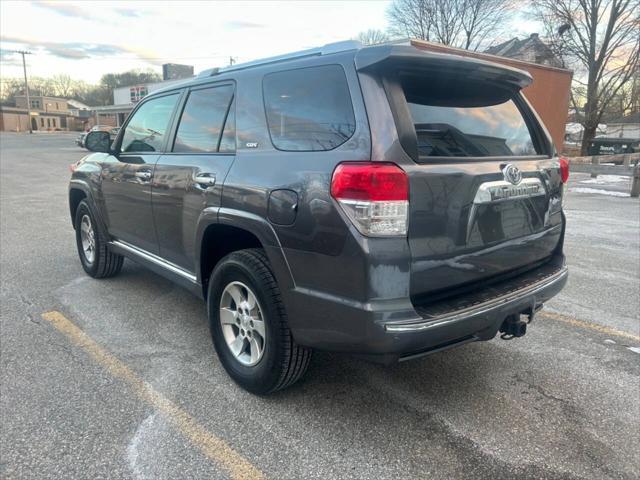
400;73;540;158
173;85;234;153
263;65;356;151
218;97;236;153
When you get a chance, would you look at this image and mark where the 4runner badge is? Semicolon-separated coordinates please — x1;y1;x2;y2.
502;164;522;185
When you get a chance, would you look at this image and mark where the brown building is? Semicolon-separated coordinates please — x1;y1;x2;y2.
407;38;573;151
0;106;30;132
12;95;72;131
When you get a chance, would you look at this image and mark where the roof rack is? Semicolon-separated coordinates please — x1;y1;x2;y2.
197;40;362;78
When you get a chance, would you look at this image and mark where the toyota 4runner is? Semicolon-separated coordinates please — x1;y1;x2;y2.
70;41;569;394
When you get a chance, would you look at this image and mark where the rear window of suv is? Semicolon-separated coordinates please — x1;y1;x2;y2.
263;65;356;151
400;72;540;158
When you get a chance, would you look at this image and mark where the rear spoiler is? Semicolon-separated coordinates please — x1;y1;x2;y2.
354;45;532;91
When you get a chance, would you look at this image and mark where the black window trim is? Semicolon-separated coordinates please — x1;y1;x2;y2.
381;70;553;163
115;90;185;157
163;80;237;156
262;63;357;153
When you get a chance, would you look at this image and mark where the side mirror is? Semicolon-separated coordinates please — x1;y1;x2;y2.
85;131;111;153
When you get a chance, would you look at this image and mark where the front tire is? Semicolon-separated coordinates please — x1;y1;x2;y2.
208;249;311;394
74;199;123;278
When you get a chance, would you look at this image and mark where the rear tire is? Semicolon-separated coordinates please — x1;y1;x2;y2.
208;248;311;394
74;199;123;278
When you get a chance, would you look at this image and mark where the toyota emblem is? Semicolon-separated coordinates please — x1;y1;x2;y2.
502;164;522;185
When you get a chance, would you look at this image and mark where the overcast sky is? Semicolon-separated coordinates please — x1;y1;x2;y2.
0;0;538;84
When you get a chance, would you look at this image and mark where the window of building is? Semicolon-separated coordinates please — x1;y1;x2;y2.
130;86;149;104
47;118;51;128
52;118;56;128
40;118;44;127
120;93;179;153
173;85;234;153
31;100;41;109
263;65;356;151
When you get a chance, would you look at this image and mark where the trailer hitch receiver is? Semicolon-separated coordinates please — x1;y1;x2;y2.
500;315;527;340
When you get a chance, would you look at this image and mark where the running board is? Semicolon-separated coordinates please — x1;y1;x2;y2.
108;240;202;297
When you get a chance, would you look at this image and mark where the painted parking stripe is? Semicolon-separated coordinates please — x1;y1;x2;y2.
540;311;640;342
41;311;265;480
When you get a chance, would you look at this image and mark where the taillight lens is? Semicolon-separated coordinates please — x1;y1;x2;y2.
559;157;569;183
331;162;408;236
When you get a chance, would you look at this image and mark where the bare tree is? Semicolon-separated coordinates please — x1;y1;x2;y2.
387;0;433;41
26;77;56;97
51;74;76;98
355;29;391;45
532;0;640;154
386;0;513;51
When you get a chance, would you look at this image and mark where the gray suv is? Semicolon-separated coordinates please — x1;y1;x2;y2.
70;41;569;394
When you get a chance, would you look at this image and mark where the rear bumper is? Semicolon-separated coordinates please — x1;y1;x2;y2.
286;256;568;363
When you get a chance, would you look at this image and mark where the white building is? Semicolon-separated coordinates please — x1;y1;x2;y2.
93;64;194;127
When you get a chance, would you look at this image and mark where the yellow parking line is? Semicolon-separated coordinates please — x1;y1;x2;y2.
41;311;264;480
540;311;640;342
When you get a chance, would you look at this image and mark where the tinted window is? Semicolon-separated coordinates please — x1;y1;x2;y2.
121;94;179;153
408;100;537;157
218;97;235;153
399;72;539;158
173;85;234;153
263;65;355;151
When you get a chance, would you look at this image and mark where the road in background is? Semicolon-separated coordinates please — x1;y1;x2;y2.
1;133;639;479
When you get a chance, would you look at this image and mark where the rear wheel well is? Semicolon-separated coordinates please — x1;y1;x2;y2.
200;225;263;297
69;189;87;228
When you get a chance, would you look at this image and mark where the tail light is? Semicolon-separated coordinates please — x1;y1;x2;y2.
331;162;408;236
559;157;569;183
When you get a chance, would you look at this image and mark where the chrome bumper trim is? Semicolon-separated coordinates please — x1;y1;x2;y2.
384;266;568;333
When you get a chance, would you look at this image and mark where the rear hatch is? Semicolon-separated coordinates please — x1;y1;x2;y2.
356;45;565;304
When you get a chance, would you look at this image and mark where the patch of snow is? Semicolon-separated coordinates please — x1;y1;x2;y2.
580;175;629;184
627;346;640;354
570;187;629;197
603;339;617;344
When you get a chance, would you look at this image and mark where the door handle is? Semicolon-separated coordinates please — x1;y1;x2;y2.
135;171;152;181
194;172;216;187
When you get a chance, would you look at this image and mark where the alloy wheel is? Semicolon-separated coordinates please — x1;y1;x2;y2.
80;214;96;264
219;281;266;366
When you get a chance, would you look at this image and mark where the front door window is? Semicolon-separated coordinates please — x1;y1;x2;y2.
120;94;179;153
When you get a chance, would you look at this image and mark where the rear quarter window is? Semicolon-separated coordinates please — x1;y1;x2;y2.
263;65;356;151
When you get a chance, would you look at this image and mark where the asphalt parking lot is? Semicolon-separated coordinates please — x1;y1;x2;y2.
1;132;639;479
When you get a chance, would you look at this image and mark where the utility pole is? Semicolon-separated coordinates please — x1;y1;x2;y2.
15;50;33;133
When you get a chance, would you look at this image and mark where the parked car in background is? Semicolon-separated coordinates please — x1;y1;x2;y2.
76;125;120;149
70;41;569;394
